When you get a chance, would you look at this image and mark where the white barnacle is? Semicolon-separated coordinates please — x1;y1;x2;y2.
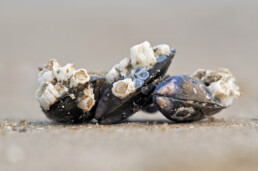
130;41;156;68
37;59;60;84
192;68;240;107
35;82;68;110
54;83;69;94
106;67;120;83
55;63;76;82
153;44;170;57
38;70;55;85
112;78;136;99
69;69;90;88
77;86;95;112
115;57;130;76
105;58;131;83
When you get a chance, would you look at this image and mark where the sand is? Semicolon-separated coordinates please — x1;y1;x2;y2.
1;118;258;171
0;0;258;171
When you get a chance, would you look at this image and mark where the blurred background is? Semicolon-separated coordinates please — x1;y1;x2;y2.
0;0;258;170
0;0;257;121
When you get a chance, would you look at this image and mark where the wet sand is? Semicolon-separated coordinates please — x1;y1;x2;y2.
1;118;258;171
0;0;258;171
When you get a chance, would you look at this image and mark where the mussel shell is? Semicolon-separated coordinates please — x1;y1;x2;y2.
95;52;175;124
42;76;108;123
141;75;171;114
153;75;225;122
141;103;158;114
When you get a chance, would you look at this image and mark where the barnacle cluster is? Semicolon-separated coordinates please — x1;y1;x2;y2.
192;68;240;107
35;59;95;112
106;41;171;99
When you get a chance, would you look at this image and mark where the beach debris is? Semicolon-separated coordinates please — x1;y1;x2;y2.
0;120;30;133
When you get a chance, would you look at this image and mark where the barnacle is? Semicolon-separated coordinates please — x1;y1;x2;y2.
130;41;156;68
112;78;136;99
192;68;240;107
153;44;171;57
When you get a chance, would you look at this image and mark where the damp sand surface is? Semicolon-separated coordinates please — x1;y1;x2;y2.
0;117;258;171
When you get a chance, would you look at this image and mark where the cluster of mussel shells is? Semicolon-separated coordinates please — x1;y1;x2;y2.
35;41;240;124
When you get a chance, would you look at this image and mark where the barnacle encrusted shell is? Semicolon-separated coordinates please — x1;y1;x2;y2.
192;68;240;107
36;59;95;113
105;41;171;99
153;75;225;122
36;82;68;110
95;41;175;124
153;69;240;123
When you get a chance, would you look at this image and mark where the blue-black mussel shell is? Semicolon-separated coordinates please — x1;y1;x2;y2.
42;76;108;123
153;75;225;122
95;51;175;124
